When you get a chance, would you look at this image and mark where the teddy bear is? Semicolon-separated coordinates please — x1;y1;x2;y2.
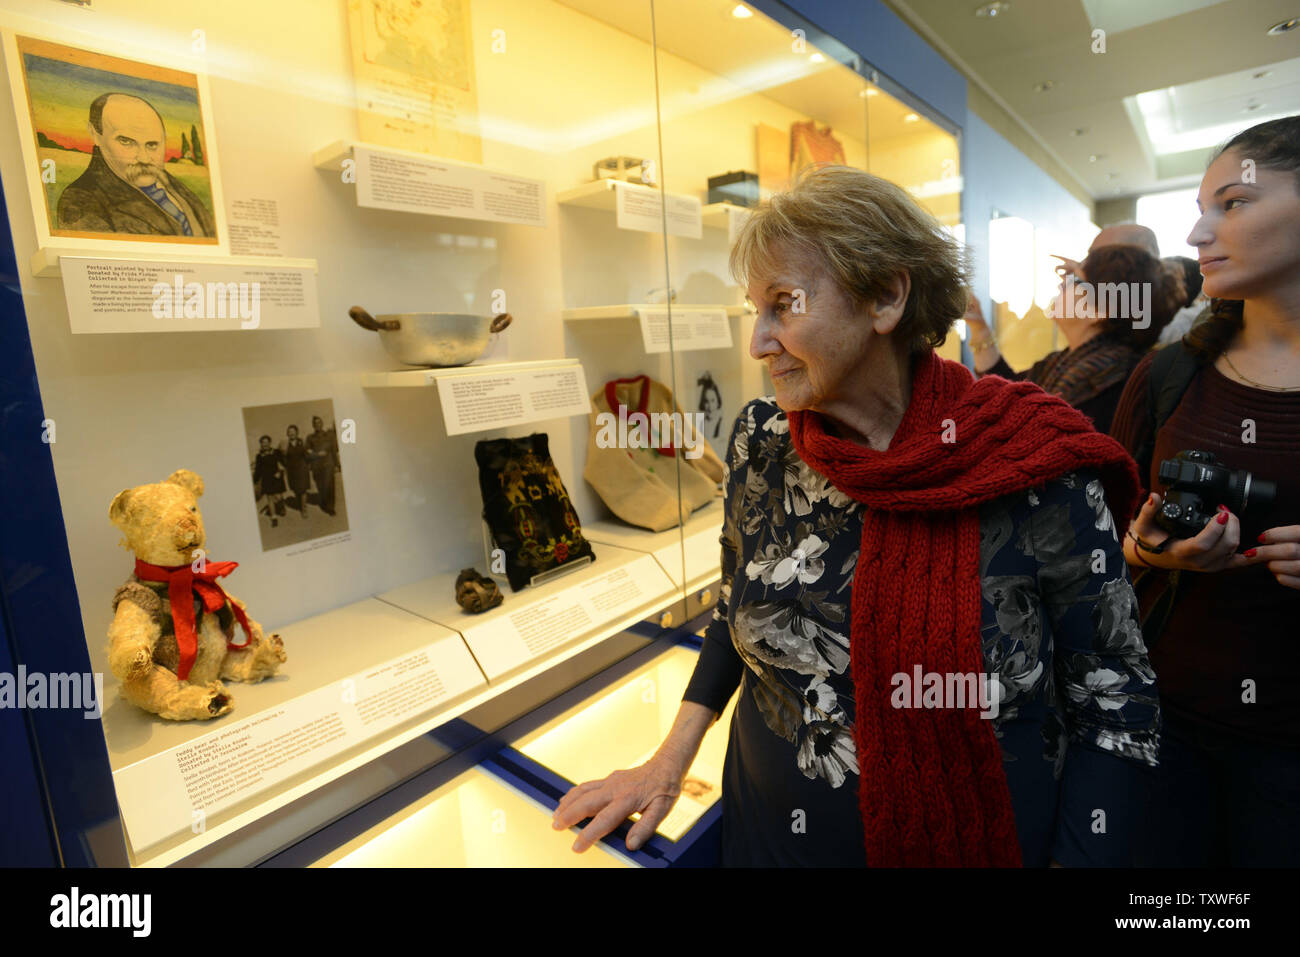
107;468;285;720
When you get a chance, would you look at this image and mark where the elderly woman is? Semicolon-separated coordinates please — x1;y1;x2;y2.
965;244;1180;434
553;166;1160;867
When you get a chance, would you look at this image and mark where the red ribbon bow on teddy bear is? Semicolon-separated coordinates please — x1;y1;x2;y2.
134;558;253;681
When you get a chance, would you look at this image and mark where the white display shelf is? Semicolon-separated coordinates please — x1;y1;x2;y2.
556;177;690;211
310;139;502;177
318;767;631;868
360;357;582;389
583;498;724;595
561;303;749;321
701;201;751;230
378;543;677;683
106;597;486;866
117;543;689;866
30;246;317;279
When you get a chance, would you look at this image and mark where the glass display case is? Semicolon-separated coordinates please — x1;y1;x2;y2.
0;0;961;867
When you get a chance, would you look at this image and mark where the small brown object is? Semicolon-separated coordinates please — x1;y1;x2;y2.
455;567;503;614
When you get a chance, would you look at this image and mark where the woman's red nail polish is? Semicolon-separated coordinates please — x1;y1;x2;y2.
1217;511;1229;525
1245;548;1257;557
1218;503;1228;511
1258;533;1267;544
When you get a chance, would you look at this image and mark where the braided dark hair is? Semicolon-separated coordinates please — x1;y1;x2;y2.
1185;115;1300;359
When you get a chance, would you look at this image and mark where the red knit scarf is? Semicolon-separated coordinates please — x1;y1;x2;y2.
788;350;1140;866
134;558;253;681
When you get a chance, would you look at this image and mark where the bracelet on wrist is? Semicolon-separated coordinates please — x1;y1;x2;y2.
1126;529;1160;568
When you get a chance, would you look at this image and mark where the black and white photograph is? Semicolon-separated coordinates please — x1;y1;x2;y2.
241;398;348;551
693;369;729;460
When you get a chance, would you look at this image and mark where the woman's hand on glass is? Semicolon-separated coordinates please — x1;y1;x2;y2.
1246;524;1300;590
1129;492;1251;573
552;754;685;853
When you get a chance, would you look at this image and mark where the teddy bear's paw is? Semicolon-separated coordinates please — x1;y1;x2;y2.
126;646;153;680
203;681;233;717
245;633;286;680
266;632;286;663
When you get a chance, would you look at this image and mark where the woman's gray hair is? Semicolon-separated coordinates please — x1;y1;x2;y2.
730;165;970;353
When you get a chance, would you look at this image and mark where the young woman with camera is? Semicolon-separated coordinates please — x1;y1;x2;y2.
1110;115;1300;866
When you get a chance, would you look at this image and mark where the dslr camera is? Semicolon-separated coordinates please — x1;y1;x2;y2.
1155;450;1276;539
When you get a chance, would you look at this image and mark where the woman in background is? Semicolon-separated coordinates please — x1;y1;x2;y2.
281;424;311;519
252;434;286;528
965;244;1180;433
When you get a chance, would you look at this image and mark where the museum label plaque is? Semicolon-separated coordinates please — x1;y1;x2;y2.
635;307;732;354
111;629;484;852
457;556;674;680
353;146;546;226
434;363;591;435
60;256;319;333
613;181;702;238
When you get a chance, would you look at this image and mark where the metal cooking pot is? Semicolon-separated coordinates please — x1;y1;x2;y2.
349;306;513;367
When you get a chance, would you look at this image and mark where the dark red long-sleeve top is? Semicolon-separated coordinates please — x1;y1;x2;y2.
1110;350;1300;746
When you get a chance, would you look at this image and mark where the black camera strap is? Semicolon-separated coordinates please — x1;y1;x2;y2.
1131;340;1205;649
1134;341;1205;487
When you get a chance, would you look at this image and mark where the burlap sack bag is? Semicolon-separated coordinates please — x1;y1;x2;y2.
584;375;724;532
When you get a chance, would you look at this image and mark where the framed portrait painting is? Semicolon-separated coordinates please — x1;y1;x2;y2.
3;31;228;253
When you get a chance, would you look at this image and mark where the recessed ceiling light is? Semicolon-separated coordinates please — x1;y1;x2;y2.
975;1;1011;17
1071;127;1088;136
1267;17;1299;35
810;52;825;63
731;4;753;18
1253;70;1273;79
1033;80;1055;93
903;112;920;123
1105;172;1118;181
1088;154;1106;162
859;87;879;98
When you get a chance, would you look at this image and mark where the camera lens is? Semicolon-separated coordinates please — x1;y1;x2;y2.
1247;476;1277;511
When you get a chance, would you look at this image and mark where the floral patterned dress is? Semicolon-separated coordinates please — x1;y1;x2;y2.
682;397;1161;866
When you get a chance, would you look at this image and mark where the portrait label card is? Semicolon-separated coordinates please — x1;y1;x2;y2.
435;363;590;436
227;198;284;257
352;146;545;226
59;256;319;333
635;307;732;354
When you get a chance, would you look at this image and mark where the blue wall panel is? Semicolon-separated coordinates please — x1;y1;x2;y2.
960;111;1094;316
759;0;967;129
0;159;126;867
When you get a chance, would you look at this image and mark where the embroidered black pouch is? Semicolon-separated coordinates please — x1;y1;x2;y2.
474;433;595;591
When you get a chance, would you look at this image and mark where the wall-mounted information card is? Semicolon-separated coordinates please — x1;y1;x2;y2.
353;146;546;227
435;362;591;435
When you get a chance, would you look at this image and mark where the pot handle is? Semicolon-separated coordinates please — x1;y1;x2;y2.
349;306;400;332
490;312;513;334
